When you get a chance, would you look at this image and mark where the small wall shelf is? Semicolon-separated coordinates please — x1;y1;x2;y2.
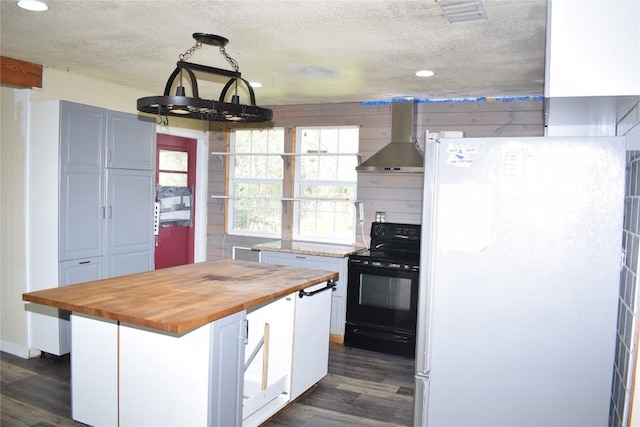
210;152;361;157
210;195;360;203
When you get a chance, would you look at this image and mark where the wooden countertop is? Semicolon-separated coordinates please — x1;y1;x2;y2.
252;240;365;258
22;259;337;335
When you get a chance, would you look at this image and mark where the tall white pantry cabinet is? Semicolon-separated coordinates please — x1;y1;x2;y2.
27;100;156;356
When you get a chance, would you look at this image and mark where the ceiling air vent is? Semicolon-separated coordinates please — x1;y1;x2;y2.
436;0;488;23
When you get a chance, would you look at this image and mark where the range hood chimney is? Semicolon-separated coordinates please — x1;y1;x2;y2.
356;100;423;173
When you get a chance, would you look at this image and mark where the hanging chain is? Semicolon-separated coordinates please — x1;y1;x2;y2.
179;41;202;61
219;45;239;73
178;40;239;74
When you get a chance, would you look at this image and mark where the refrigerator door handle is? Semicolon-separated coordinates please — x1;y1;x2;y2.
415;139;440;374
413;374;429;427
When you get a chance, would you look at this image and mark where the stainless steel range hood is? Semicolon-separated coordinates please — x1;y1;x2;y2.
356;100;423;173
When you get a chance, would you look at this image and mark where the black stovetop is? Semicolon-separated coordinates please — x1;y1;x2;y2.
349;222;421;267
350;248;420;265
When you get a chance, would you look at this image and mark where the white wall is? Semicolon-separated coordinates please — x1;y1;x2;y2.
1;88;30;357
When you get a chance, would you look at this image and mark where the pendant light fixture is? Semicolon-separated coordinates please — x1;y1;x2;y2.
137;33;272;124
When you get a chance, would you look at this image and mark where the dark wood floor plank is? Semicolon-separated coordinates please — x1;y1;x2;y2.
0;394;82;427
1;343;414;426
268;404;408;427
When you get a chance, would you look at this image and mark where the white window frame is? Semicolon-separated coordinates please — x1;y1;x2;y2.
227;128;285;238
293;126;359;244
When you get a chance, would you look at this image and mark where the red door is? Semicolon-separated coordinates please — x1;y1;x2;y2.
155;134;197;269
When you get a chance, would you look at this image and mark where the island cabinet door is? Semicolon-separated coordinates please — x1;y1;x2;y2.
290;280;333;400
71;314;118;427
209;311;247;427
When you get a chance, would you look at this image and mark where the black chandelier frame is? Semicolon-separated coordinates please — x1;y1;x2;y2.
137;34;273;124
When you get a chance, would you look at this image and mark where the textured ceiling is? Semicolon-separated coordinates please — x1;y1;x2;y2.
0;0;547;106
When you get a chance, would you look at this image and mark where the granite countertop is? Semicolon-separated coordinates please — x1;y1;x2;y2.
22;259;337;334
252;240;366;258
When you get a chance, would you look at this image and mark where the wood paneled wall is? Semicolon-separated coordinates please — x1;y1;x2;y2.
207;99;544;260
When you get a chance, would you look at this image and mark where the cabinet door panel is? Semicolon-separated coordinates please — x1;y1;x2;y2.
290;281;332;400
108;251;154;278
59;257;104;286
119;323;212;426
59;172;104;260
59;102;105;261
60;101;105;174
106;169;155;275
106;111;155;170
71;314;119;427
209;311;246;427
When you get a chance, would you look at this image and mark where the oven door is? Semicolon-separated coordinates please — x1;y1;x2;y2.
346;258;419;332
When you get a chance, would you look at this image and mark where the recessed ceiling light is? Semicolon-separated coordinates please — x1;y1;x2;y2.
16;0;48;11
250;82;263;88
416;70;435;78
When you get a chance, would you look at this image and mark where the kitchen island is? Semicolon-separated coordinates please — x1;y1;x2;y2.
22;259;338;427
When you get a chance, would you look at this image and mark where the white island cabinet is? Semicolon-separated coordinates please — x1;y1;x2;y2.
72;311;247;427
23;259;337;427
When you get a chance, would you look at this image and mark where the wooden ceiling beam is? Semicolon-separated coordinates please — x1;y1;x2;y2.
1;56;43;89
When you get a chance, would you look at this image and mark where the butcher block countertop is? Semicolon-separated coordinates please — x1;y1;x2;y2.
252;240;365;258
22;259;337;335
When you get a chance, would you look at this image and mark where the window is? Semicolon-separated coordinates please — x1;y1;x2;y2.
227;126;359;244
295;126;359;243
228;128;284;237
158;150;188;186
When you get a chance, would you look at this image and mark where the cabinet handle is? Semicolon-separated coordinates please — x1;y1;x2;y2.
78;260;91;265
298;280;336;298
108;206;112;218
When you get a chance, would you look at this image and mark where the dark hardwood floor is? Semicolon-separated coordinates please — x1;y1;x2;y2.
1;343;414;426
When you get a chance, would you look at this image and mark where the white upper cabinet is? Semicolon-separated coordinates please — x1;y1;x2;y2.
545;0;640;98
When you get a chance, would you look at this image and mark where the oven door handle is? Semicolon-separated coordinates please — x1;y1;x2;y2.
298;280;336;298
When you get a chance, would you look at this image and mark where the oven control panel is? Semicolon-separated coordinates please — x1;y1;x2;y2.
350;257;419;271
371;222;421;240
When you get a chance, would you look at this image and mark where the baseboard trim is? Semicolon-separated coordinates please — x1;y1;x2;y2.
329;334;344;345
0;340;37;359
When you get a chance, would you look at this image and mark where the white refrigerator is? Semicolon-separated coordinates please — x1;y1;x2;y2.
415;136;626;426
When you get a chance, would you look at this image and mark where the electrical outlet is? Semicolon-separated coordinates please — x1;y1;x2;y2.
375;211;387;222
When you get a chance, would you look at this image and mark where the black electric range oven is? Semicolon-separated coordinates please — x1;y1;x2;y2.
344;222;421;358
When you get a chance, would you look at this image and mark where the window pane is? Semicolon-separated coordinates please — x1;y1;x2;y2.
232;198;281;234
159;150;188;172
234;155;251;178
159;172;187;186
318;156;339;181
299;185;353;199
299;156;319;180
234;182;282;198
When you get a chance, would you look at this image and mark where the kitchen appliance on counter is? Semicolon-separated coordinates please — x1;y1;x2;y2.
414;136;626;426
344;222;421;358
